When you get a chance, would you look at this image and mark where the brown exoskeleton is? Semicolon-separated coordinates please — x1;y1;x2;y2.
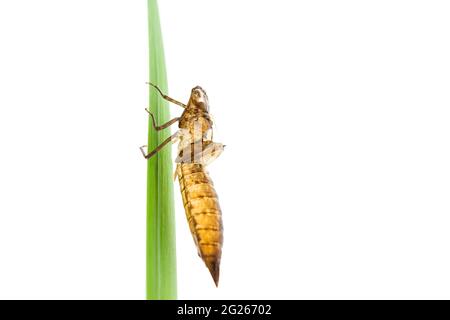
141;83;225;286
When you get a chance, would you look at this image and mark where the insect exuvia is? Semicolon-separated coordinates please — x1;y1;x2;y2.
141;83;225;286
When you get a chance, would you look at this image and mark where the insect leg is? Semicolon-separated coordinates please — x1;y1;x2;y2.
146;82;186;108
140;131;178;159
145;108;180;131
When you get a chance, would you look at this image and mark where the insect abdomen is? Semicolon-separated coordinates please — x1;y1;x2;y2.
176;163;223;286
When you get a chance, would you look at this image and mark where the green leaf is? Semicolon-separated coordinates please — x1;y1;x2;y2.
146;0;177;300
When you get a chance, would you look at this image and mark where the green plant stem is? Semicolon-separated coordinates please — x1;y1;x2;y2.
146;0;177;300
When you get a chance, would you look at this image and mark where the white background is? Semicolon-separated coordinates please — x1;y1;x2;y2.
0;0;450;299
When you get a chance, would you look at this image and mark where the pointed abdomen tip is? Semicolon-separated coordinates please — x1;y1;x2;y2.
205;259;220;287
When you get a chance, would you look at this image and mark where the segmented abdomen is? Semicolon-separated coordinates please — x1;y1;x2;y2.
176;163;223;286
